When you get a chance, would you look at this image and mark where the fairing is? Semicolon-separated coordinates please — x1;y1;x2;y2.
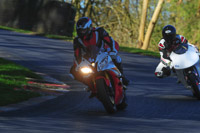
170;44;199;69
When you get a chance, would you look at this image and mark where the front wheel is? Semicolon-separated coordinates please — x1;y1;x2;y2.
188;72;200;99
96;78;116;114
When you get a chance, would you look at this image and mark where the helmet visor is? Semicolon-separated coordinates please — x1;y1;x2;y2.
164;34;176;43
77;28;89;38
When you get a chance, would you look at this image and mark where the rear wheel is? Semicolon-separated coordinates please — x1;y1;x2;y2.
96;78;116;114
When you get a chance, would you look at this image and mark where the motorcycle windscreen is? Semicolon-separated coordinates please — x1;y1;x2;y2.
170;45;199;69
97;55;116;71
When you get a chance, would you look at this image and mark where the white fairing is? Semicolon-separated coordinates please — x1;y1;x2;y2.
170;45;199;69
75;51;116;72
96;52;116;71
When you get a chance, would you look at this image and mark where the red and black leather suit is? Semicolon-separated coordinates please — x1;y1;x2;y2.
70;27;122;85
73;27;119;65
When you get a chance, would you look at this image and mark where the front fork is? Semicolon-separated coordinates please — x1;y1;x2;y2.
193;61;200;78
185;61;200;88
175;61;200;89
95;70;124;105
91;72;112;94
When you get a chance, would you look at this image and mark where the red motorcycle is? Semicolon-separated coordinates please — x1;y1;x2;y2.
74;46;127;113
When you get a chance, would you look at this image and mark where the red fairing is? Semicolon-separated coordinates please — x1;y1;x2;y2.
108;71;123;104
95;72;123;104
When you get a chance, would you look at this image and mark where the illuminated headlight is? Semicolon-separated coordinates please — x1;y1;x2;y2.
91;63;95;67
81;67;93;74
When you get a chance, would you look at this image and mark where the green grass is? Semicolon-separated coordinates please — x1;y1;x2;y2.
45;34;73;41
0;58;41;106
0;25;73;41
120;46;160;58
0;25;33;34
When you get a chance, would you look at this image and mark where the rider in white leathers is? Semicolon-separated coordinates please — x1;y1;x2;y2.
155;25;198;78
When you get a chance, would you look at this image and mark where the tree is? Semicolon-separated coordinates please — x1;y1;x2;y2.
198;0;200;16
137;0;149;48
141;0;165;50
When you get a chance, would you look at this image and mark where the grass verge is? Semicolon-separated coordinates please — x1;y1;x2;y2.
0;58;42;106
0;25;73;41
120;46;160;58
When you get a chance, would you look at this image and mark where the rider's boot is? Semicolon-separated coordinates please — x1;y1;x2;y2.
176;79;181;84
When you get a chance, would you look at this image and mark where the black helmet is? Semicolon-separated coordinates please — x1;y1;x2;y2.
76;17;92;38
162;25;176;46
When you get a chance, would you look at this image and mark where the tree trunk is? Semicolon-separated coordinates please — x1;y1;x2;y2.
141;0;164;50
83;0;90;17
198;0;200;16
178;0;182;4
137;0;149;48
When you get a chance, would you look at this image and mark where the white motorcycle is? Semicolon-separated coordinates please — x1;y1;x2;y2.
74;45;127;113
169;43;200;99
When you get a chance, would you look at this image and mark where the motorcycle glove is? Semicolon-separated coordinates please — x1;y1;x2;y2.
109;51;117;56
162;67;171;76
109;51;117;60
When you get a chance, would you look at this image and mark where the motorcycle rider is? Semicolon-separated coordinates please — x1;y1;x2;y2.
155;25;198;78
70;17;129;95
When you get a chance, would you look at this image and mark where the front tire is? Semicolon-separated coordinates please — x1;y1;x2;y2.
96;78;116;114
188;73;200;99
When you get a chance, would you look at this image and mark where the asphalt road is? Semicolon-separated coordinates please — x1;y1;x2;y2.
0;29;200;133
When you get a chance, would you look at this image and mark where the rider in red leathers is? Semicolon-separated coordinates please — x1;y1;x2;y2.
155;25;198;78
70;17;129;95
